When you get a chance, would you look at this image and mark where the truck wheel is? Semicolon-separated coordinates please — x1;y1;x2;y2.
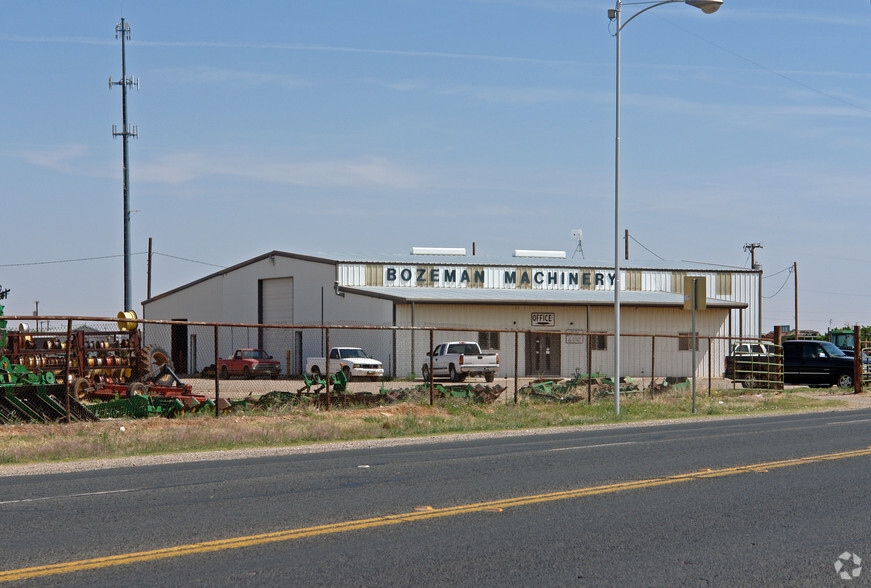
311;366;321;379
343;366;352;382
449;364;461;382
484;372;495;383
221;365;230;379
837;373;854;388
421;364;431;382
243;366;253;380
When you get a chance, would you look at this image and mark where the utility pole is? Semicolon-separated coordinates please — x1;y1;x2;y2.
147;237;153;300
793;261;798;339
744;243;763;337
110;18;139;312
624;229;629;260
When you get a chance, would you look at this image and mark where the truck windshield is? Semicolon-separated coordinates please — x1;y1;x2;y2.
243;350;269;359
831;333;854;349
339;349;368;359
821;341;846;357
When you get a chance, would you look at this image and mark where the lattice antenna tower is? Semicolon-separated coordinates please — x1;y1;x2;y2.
110;17;139;312
571;229;584;259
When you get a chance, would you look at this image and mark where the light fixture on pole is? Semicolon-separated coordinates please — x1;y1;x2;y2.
608;0;722;415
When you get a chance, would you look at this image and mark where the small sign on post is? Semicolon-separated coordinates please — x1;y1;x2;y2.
683;276;706;311
683;276;705;415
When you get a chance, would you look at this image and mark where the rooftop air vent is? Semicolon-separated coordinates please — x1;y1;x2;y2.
410;247;467;256
513;250;567;259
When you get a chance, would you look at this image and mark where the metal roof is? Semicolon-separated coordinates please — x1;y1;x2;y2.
285;249;753;273
144;249;755;305
340;286;746;308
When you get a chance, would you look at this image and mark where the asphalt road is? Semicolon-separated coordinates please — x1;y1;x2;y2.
2;410;871;586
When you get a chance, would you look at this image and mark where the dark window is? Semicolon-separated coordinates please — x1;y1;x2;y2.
678;333;700;351
590;334;607;351
478;331;500;350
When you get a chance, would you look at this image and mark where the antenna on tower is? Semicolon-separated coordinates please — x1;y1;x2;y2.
571;229;584;259
110;17;139;312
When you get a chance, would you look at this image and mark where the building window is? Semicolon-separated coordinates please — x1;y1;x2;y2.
678;332;700;351
478;331;500;350
590;334;607;351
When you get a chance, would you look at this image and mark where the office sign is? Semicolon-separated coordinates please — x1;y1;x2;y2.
531;312;555;326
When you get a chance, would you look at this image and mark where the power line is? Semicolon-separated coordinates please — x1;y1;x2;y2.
0;253;143;268
762;265;794;280
658;15;871;116
763;266;793;299
0;251;226;270
153;252;226;269
626;233;664;260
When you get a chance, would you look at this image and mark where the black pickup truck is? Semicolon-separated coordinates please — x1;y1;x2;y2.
782;340;856;388
725;339;857;388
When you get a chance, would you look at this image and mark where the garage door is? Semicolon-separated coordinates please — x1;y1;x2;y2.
260;277;293;375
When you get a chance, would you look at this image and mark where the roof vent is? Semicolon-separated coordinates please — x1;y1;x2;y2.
411;247;466;256
513;250;567;259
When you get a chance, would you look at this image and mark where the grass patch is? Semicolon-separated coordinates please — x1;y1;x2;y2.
0;389;848;466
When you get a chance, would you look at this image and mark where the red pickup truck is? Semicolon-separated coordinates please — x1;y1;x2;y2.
219;349;281;379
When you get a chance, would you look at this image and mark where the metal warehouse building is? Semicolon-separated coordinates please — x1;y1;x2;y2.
142;248;759;380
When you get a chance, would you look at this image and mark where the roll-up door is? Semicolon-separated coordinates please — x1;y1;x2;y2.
260;277;293;375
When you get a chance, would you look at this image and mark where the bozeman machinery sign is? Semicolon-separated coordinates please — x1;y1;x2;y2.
382;266;616;289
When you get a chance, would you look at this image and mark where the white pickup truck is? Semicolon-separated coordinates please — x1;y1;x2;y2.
305;347;384;381
421;341;499;383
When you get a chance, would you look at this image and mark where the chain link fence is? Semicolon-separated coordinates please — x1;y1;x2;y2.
4;315;781;402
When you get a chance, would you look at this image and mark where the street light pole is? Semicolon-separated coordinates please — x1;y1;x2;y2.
609;0;722;415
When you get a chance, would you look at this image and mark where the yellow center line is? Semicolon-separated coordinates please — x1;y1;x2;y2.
3;447;870;582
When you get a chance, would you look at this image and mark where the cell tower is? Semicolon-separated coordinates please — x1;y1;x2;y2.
110;17;139;312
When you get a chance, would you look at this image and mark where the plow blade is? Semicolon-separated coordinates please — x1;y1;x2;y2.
0;384;99;424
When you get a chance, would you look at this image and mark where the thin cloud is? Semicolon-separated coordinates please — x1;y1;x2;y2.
159;66;310;89
137;153;426;190
439;84;589;105
17;145;90;173
0;34;581;67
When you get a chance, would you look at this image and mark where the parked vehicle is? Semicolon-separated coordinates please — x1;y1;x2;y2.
305;347;384;381
723;341;779;388
421;341;499;383
782;340;857;388
726;339;858;389
219;349;280;379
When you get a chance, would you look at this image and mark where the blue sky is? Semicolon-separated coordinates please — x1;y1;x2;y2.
2;1;870;333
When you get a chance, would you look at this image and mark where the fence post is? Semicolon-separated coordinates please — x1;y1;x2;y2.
773;326;783;392
586;333;592;404
429;329;434;406
514;330;519;404
64;318;72;423
707;337;712;396
650;335;656;400
214;324;220;418
325;327;331;411
855;324;861;394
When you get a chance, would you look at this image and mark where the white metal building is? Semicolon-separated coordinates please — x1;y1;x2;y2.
142;248;758;380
